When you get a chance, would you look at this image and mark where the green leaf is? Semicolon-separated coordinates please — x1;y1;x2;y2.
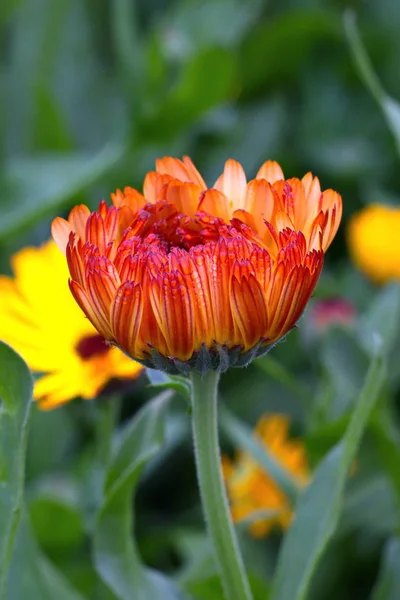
93;392;186;600
6;515;86;600
271;354;385;600
358;283;400;358
0;342;33;598
219;406;300;506
241;10;340;96
0;144;125;240
344;10;400;157
369;403;400;526
371;537;400;600
32;82;74;151
29;481;84;552
321;326;369;418
141;47;236;140
255;355;310;405
340;476;397;538
146;369;191;401
158;0;263;56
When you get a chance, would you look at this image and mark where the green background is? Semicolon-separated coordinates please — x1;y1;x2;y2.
2;0;400;599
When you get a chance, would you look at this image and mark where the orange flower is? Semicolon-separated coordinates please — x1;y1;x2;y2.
223;414;310;538
52;157;341;373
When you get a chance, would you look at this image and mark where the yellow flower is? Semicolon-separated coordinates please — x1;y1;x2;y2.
223;414;310;537
347;203;400;284
0;240;143;410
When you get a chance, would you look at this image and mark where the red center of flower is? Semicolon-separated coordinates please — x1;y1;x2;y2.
76;334;110;360
130;201;229;251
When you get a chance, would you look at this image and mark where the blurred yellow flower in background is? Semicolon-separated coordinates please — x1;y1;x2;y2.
0;240;143;410
223;414;310;537
347;203;400;284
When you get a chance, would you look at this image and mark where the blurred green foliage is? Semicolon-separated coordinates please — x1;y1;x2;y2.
3;0;400;599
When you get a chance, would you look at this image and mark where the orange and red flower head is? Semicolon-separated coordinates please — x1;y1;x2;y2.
52;157;342;374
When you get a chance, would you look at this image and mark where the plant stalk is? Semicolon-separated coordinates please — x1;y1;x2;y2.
190;370;253;600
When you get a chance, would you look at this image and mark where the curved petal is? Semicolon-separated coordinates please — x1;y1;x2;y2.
256;160;284;184
143;173;174;203
214;159;247;212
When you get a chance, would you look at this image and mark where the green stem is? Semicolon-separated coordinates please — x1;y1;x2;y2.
190;371;253;600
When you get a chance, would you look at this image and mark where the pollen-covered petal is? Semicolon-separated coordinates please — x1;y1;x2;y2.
230;271;268;350
214;159;247;212
256;160;284;184
111;282;143;357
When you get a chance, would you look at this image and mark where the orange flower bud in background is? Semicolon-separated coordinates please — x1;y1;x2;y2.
222;414;310;537
52;157;342;374
347;203;400;284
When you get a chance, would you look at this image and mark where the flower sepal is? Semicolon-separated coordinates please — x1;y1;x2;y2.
133;339;280;376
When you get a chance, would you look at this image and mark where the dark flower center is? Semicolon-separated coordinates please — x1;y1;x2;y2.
76;334;110;360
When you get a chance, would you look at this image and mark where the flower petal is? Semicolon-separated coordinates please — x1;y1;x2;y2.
230;271;268;350
256;160;284;184
214;159;247;212
111;281;143;357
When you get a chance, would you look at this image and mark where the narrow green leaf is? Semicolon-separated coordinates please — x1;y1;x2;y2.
0;342;33;599
112;0;144;118
93;392;186;600
255;355;310;405
358;283;400;358
344;11;400;156
370;404;400;528
0;143;124;240
220;406;300;506
370;537;400;600
235;509;284;532
321;326;369;418
271;354;385;600
6;515;86;600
